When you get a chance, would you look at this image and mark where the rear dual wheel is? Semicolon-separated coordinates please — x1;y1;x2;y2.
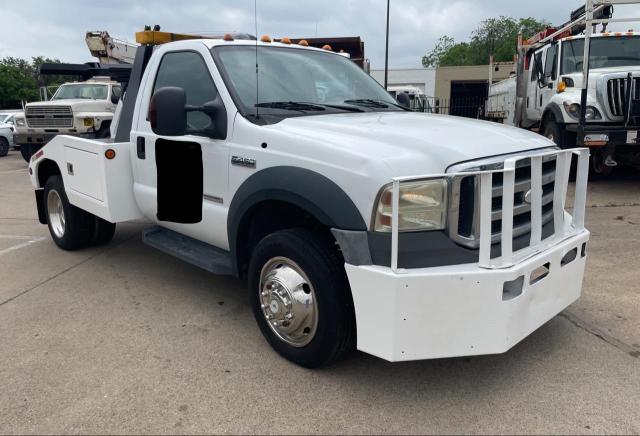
44;176;115;250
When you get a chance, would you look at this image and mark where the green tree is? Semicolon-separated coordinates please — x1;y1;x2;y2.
422;16;550;67
0;57;72;109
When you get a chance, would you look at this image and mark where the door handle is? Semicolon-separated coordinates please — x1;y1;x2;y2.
136;137;145;159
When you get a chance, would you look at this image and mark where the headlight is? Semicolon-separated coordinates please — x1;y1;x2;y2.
83;118;94;127
15;118;25;127
563;102;602;120
374;179;448;232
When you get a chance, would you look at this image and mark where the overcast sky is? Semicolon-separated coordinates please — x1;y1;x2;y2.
1;0;639;68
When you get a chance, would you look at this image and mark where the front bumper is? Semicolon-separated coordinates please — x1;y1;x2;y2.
14;130;103;146
566;124;640;146
345;230;589;362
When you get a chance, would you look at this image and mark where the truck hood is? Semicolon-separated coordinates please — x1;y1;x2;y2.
26;99;114;112
273;112;554;176
563;66;640;89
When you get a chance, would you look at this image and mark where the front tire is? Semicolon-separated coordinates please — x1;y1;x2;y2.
20;144;37;162
248;228;356;368
542;119;563;147
0;138;9;157
44;176;94;250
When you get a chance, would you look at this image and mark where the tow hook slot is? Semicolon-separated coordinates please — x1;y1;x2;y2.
530;263;551;285
561;247;578;267
502;275;525;301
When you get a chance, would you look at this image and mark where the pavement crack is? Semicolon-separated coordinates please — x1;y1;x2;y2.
560;310;640;359
0;233;138;308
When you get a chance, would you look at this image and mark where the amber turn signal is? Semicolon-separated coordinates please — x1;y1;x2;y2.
557;81;567;93
105;149;116;160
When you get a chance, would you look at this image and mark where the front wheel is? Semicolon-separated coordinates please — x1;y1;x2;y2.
19;144;39;162
542;119;563;147
248;228;356;368
0;138;9;157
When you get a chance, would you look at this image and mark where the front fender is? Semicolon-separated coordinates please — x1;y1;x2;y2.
227;166;367;273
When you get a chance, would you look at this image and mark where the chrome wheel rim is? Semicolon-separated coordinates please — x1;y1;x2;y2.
47;189;65;238
259;257;318;347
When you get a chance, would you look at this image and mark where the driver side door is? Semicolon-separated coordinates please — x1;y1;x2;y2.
131;49;229;248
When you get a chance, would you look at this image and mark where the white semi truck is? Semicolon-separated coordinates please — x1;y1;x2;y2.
27;29;590;368
487;2;640;176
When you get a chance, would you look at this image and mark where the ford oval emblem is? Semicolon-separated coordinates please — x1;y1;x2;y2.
524;190;532;205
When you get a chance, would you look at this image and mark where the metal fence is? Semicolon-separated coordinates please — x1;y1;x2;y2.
424;96;488;119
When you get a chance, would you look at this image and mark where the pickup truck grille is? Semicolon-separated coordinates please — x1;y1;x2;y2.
25;106;73;128
607;77;640;117
387;149;589;271
453;156;557;247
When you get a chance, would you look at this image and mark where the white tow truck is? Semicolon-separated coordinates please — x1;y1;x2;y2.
487;0;640;176
28;29;590;368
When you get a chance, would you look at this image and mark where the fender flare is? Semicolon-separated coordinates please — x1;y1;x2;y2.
227;166;367;273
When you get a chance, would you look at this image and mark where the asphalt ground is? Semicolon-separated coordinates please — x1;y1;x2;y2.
0;149;638;434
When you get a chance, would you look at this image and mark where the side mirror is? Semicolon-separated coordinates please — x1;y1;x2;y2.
396;92;411;109
149;87;187;136
111;93;120;105
149;87;228;140
534;57;545;84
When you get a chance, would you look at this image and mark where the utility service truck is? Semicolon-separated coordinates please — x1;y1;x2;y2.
27;29;590;368
487;1;640;176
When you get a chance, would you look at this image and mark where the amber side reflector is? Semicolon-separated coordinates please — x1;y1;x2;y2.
223;33;234;41
105;149;116;160
260;35;272;43
298;39;309;46
322;44;333;51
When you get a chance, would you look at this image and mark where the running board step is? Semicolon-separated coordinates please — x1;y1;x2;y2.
142;226;233;275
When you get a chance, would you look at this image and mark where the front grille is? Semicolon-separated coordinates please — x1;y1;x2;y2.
607;77;640;117
451;155;557;249
25;105;73;128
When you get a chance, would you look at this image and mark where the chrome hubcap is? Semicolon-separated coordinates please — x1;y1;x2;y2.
47;189;65;238
259;257;318;347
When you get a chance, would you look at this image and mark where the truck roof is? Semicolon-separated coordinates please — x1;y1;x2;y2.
558;31;640;43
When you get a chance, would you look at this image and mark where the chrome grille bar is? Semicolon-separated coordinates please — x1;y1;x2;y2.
389;148;590;272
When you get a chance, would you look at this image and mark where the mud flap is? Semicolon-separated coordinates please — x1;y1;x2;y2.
35;189;47;224
155;138;203;223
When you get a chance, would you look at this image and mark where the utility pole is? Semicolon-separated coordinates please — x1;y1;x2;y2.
384;0;390;89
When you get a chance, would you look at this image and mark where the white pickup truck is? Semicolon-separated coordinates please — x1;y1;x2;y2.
14;77;122;162
28;30;590;368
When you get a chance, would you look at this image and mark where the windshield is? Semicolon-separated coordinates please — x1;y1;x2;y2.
52;84;109;100
0;114;8;123
213;46;401;120
562;36;640;73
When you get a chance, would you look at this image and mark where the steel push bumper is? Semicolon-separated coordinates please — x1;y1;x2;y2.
347;148;591;362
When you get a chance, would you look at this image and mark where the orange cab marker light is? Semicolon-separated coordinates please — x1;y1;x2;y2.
322;44;333;51
298;39;309;46
260;35;272;43
223;33;234;41
105;149;116;160
280;37;292;44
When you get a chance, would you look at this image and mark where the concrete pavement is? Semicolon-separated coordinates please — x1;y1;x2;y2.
0;150;638;434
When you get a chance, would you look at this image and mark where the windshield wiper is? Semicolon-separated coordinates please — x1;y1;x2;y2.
345;98;411;111
255;101;326;112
